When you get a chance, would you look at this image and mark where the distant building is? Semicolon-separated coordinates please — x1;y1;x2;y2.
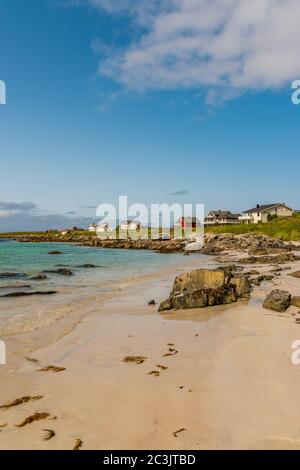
61;229;70;235
120;220;140;230
240;203;294;224
88;223;97;232
204;211;241;226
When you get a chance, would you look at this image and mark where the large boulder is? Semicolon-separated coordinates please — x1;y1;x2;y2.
171;269;228;295
263;289;291;312
159;268;250;312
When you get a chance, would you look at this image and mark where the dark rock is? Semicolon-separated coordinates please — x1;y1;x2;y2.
0;291;57;298
263;289;291;312
0;284;31;289
240;253;299;265
77;264;96;268
30;273;48;280
158;268;250;312
0;272;26;279
159;285;238;311
250;275;274;286
148;299;156;305
43;268;73;276
48;251;63;255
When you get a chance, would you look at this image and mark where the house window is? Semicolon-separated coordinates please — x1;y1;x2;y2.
257;212;260;216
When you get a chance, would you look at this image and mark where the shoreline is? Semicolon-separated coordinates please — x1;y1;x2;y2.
0;252;207;368
1;245;300;449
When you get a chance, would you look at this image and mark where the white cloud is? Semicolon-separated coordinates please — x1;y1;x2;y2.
88;0;300;101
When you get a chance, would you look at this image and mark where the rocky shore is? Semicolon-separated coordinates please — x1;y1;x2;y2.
3;231;300;255
156;233;300;313
3;233;186;253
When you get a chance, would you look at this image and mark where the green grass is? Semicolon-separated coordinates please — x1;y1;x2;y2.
1;214;300;241
0;230;94;239
205;213;300;241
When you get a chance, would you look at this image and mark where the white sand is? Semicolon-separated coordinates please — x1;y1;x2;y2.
0;256;300;449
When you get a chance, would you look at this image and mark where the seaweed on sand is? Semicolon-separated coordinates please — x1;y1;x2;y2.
0;395;43;409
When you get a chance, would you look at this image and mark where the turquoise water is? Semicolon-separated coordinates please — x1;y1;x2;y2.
0;239;187;335
0;239;184;283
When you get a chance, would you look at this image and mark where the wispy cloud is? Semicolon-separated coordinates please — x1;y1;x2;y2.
80;204;97;209
0;201;37;212
168;189;189;196
0;201;94;232
86;0;300;103
0;213;92;232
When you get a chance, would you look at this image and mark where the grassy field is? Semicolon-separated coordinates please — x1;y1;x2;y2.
205;213;300;241
0;230;93;239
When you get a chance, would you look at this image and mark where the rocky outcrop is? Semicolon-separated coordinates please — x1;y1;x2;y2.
239;253;299;265
159;268;250;312
9;234;187;253
250;275;274;286
201;233;295;256
263;289;291;312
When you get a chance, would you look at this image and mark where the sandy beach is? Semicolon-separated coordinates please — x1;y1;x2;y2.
1;252;300;450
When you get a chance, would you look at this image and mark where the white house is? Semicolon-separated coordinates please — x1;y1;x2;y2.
204;211;241;226
120;220;140;230
240;203;294;224
88;223;97;232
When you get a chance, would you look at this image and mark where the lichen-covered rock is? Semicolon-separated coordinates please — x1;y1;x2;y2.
159;286;237;311
263;289;291;312
229;273;251;297
158;268;250;312
171;269;228;295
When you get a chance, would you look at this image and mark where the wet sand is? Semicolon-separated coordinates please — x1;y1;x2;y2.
1;256;300;449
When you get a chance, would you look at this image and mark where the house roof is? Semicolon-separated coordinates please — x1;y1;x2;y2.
244;203;292;214
206;211;240;220
121;220;139;224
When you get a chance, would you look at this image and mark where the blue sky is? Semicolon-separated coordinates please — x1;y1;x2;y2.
0;0;299;231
